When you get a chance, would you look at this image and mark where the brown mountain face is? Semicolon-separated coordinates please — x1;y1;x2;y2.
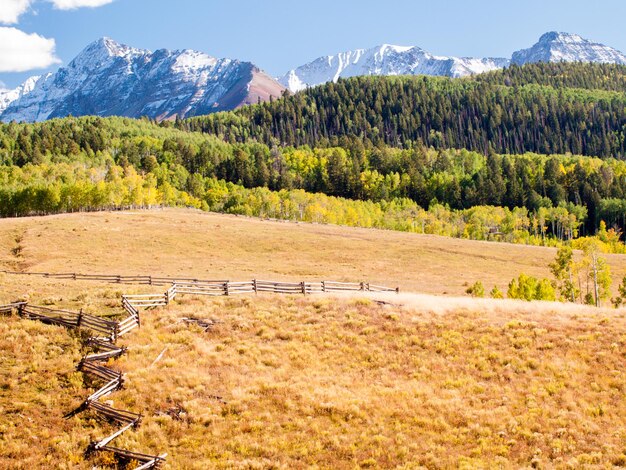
241;68;286;107
205;66;285;115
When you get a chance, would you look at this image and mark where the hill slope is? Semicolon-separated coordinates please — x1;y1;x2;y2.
185;62;626;158
1;209;626;468
2;209;625;296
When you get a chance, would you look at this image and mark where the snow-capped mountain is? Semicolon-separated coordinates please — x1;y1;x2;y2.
280;44;510;92
511;32;626;66
1;37;284;122
280;32;626;92
3;32;626;121
0;75;42;115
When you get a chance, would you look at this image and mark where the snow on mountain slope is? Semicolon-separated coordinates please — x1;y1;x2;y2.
511;32;626;66
280;44;510;92
1;37;284;122
280;33;626;92
0;75;41;115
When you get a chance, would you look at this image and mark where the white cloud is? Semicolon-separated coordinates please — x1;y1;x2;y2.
0;27;60;72
0;0;33;24
48;0;114;10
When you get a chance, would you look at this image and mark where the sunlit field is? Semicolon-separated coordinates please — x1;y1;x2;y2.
1;209;626;468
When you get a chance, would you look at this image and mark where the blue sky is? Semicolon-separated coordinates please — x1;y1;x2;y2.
2;0;626;88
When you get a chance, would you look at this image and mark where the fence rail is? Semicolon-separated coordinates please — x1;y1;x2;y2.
96;446;167;467
88;401;142;425
1;270;400;295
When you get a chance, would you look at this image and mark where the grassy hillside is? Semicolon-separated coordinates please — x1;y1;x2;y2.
4;208;626;297
2;275;626;467
2;210;626;468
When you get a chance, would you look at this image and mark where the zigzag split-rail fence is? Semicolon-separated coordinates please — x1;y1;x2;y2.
0;271;398;467
0;299;167;468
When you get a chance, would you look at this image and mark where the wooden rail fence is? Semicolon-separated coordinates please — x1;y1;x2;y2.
0;298;166;468
1;270;398;467
1;269;400;295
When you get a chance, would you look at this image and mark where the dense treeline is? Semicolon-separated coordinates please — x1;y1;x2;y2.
0;161;205;217
2;117;625;238
4;161;625;254
180;63;626;158
476;62;626;93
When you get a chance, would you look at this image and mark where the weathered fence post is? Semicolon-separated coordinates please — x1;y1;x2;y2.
301;281;306;296
360;282;365;291
253;279;257;295
224;281;230;296
321;281;326;293
77;308;83;328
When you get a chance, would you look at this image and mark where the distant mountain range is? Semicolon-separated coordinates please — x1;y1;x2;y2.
280;32;626;91
2;32;626;122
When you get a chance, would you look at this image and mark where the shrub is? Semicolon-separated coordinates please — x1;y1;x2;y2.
466;281;485;298
507;273;556;301
613;276;626;308
490;286;504;299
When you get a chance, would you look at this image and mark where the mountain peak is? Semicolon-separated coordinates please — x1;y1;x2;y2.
377;44;414;54
95;36;128;55
512;32;626;66
70;37;145;68
538;31;580;42
0;74;44;114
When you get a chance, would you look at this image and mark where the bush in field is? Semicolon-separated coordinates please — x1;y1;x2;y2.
466;281;485;298
507;273;556;301
612;276;626;308
490;286;504;299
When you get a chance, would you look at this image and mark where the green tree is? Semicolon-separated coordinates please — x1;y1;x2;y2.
579;239;612;306
549;245;578;302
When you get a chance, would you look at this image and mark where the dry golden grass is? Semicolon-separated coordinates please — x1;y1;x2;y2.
0;315;87;469
2;209;626;468
3;207;625;296
2;292;625;468
114;295;626;469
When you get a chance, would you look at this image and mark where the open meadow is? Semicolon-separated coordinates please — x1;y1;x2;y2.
2;208;626;298
1;209;626;468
